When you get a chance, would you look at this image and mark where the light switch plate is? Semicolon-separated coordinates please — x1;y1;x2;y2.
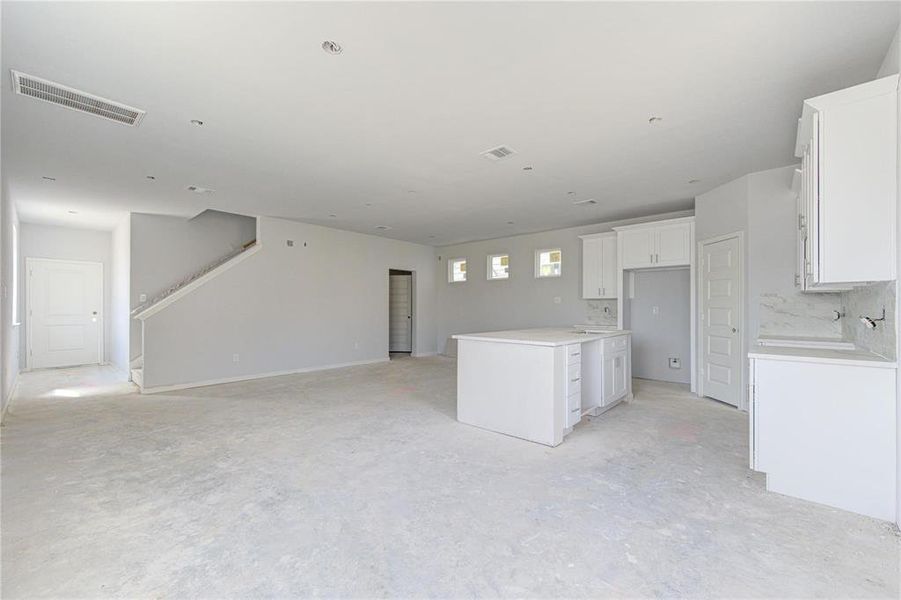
553;296;561;304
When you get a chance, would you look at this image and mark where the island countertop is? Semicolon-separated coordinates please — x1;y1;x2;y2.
452;327;631;347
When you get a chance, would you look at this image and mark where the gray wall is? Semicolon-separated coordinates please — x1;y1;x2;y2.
130;210;256;359
110;217;130;372
434;210;693;354
628;269;691;384
141;216;437;389
18;223;113;368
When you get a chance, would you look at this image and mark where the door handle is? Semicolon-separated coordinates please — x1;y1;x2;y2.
732;328;737;333
92;311;98;315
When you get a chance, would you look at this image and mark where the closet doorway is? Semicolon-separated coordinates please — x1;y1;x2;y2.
389;270;413;355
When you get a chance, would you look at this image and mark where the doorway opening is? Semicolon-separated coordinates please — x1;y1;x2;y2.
389;269;413;358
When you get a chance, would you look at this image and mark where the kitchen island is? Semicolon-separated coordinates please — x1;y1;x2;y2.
453;327;632;446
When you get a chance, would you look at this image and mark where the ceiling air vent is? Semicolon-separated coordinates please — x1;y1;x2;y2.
186;185;215;194
481;145;516;161
10;70;145;126
573;198;598;206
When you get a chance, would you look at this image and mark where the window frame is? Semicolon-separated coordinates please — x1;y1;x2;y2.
447;257;467;283
486;253;510;281
534;248;563;278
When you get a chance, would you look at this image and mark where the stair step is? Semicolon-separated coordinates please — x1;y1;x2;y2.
131;368;144;390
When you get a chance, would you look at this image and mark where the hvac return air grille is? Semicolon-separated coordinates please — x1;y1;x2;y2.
10;70;145;126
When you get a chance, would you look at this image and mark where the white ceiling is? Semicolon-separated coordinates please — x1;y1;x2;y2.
2;2;897;245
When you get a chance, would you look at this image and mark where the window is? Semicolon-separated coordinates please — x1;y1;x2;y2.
448;257;467;282
487;254;509;280
535;248;562;278
11;224;18;324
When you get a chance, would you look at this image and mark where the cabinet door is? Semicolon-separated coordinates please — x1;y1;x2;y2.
612;351;628;399
654;222;692;266
581;237;603;299
602;355;615;405
619;229;655;269
599;235;617;298
818;92;897;283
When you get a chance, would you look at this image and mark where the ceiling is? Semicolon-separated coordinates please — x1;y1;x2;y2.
2;2;897;245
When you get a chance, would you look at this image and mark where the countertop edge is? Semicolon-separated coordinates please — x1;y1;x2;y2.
748;351;897;369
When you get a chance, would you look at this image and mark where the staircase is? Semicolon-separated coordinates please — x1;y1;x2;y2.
131;238;260;392
131;239;257;317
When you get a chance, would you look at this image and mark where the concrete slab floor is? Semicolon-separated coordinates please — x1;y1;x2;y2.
1;358;898;598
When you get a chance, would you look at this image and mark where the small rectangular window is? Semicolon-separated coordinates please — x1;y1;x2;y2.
448;257;467;282
487;254;509;280
535;248;562;278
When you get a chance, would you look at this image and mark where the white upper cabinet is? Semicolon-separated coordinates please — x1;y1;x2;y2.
795;74;898;287
614;217;694;270
580;232;617;298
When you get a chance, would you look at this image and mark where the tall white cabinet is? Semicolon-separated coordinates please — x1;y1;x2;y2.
580;232;617;299
795;74;898;288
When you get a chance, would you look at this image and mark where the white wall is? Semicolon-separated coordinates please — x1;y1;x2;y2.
1;179;20;417
18;223;112;369
110;216;130;372
434;210;693;354
140;216;437;390
130;210;256;359
628;269;691;384
877;23;899;78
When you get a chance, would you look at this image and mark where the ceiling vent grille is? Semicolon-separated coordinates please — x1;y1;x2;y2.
481;145;516;161
10;70;145;126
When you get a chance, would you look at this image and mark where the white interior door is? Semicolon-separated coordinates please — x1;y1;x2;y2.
28;258;103;369
700;236;741;407
389;273;412;352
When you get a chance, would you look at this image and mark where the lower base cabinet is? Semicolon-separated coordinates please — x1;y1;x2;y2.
749;356;896;522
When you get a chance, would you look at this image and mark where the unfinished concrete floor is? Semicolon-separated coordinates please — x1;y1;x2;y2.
2;357;898;598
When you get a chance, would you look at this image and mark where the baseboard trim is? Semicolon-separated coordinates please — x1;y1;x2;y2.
140;358;390;394
412;351;438;358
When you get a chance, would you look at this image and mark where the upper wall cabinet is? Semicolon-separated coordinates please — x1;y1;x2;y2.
580;232;617;299
795;74;898;287
614;217;694;270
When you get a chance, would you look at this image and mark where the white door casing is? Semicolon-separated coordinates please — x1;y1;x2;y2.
27;258;103;369
699;234;743;407
389;273;413;352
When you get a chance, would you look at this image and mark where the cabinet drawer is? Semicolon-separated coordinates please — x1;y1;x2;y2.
567;361;581;381
565;344;582;364
568;391;581;412
566;376;581;398
603;335;628;353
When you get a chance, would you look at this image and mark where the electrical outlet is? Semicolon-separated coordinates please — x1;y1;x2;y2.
669;357;681;369
652;306;660;316
232;353;240;363
139;293;147;303
553;296;562;304
286;240;294;247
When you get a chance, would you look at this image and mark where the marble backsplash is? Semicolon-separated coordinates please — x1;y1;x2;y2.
758;292;843;338
841;281;896;359
585;299;618;325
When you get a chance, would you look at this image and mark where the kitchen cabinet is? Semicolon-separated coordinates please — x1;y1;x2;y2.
748;350;896;522
601;335;630;406
454;328;632;446
580;232;617;299
794;74;898;287
615;217;693;269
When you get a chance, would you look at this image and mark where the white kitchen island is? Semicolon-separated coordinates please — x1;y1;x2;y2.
453;327;632;446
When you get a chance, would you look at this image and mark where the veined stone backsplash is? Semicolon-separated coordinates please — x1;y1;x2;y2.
585;299;618;325
841;281;896;359
758;292;843;338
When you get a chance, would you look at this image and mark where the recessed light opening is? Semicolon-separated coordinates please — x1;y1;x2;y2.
190;119;204;126
648;116;663;124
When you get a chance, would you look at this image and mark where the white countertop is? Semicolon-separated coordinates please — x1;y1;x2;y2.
453;327;630;347
748;344;897;369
